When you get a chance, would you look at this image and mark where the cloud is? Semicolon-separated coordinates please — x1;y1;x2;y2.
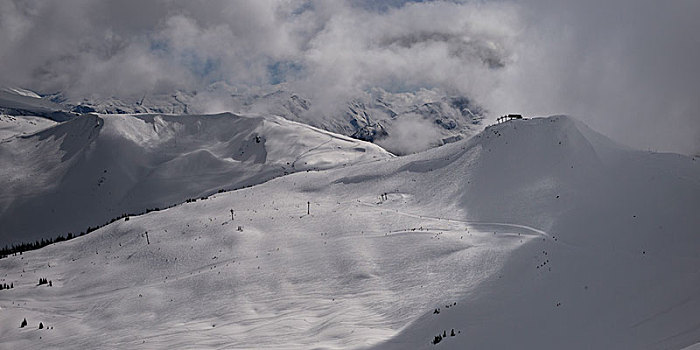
0;1;516;97
488;0;700;154
376;114;444;155
295;1;518;114
0;0;302;96
0;0;697;154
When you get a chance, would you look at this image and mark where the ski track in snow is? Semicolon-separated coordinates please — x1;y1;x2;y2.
0;183;533;349
358;198;549;237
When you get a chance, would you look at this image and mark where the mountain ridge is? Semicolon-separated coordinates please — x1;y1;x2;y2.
1;85;485;155
0;112;392;245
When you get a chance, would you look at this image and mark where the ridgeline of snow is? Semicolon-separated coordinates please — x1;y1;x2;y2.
2;88;41;99
1;116;698;348
45;86;485;155
0;112;392;245
0;89;75;122
0;85;485;155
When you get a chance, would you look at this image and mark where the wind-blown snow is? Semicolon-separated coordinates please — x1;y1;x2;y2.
1;116;698;349
2;88;41;99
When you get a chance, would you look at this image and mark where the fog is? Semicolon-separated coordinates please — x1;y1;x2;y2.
491;0;700;154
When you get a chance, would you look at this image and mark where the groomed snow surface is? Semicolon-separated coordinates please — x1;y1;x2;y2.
1;115;699;349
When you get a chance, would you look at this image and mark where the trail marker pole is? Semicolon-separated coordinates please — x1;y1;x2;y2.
307;201;310;215
145;231;150;245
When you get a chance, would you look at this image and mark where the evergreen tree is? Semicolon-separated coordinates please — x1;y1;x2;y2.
20;318;27;328
39;322;43;329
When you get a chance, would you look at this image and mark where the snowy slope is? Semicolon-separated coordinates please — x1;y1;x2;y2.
0;114;57;141
0;88;75;122
0;116;698;349
0;112;392;245
371;116;700;349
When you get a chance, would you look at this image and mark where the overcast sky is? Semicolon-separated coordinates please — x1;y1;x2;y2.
1;0;698;154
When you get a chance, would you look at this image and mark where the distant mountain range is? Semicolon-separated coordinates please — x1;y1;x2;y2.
2;85;485;155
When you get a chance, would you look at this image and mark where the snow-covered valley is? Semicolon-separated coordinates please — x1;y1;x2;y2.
1;115;699;349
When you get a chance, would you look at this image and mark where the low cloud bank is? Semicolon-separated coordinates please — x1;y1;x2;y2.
1;0;697;154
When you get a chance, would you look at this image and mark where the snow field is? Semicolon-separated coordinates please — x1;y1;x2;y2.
0;170;534;348
1;115;699;349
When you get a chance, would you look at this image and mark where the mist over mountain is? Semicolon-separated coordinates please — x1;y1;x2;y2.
1;1;699;349
2;84;486;155
50;84;484;154
1;0;697;154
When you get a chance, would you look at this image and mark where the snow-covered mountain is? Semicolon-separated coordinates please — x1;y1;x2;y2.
246;88;485;155
0;88;75;123
40;85;485;155
1;116;698;349
0;112;391;245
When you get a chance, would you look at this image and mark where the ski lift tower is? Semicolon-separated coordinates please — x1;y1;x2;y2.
496;114;524;124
